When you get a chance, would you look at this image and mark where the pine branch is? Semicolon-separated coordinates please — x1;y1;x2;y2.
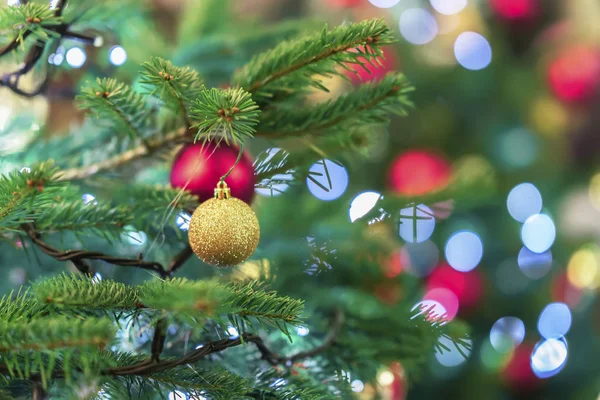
190;87;260;146
234;18;395;99
139;57;204;128
33;273;139;309
259;73;413;137
0;316;114;352
77;78;152;147
0;3;63;45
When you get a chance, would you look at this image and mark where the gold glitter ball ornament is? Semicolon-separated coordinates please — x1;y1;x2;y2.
188;181;260;267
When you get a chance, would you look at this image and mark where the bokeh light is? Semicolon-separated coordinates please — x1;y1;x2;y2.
521;214;555;253
531;338;568;379
435;336;471;367
411;298;447;321
445;231;483;272
109;45;127;66
65;47;87;68
489;0;539;21
507;183;543;222
490;317;525;353
82;193;97;206
349;191;381;222
306;159;348;201
377;370;395;385
430;0;467;15
227;326;239;338
567;247;599;289
254;148;293;197
454;32;492;70
399;204;436;243
387;150;451;196
296;326;310;336
537;302;571;339
168;391;187;400
399;9;439;46
176;212;191;231
404;240;439;277
368;0;400;8
423;288;459;320
588;172;600;210
518;247;552;280
351;380;364;392
498;128;539;169
426;263;483;310
480;339;513;371
547;46;600;104
122;229;147;246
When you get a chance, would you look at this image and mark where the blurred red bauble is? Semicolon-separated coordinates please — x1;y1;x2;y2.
387;150;452;196
426;263;483;312
346;46;396;84
170;142;255;204
489;0;538;21
547;46;600;104
327;0;363;8
502;343;540;391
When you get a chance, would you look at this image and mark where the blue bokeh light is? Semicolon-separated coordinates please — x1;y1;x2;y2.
531;338;568;379
254;148;293;197
518;247;552;279
454;32;492;70
521;213;556;253
399;9;438;45
306;159;348;201
368;0;400;8
109;45;127;66
507;183;543;223
399;204;435;243
435;336;471;367
445;231;483;272
430;0;467;15
489;317;525;353
538;302;572;339
404;240;439;277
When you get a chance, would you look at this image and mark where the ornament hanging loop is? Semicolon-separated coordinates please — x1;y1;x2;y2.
214;180;231;200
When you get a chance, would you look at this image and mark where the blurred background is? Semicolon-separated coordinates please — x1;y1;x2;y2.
2;0;600;399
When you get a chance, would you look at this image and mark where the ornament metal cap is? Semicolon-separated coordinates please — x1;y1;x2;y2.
214;180;231;199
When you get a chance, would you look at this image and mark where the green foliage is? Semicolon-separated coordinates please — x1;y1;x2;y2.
253;369;340;400
0;316;115;353
139;57;204;121
33;274;139;309
190;87;260;146
0;289;48;323
0;161;62;231
0;3;62;46
77;78;151;142
233;18;395;101
259;73;413;137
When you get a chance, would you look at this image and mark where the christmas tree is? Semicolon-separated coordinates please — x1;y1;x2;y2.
0;1;479;399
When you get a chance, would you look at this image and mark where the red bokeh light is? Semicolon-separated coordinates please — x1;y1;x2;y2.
387;150;452;196
423;288;459;320
552;272;583;308
489;0;538;21
502;343;540;391
346;46;397;84
547;46;600;104
426;263;483;312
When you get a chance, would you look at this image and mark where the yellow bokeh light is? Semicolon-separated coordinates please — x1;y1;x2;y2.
529;96;569;138
377;370;395;386
567;248;599;289
588;173;600;211
232;259;271;281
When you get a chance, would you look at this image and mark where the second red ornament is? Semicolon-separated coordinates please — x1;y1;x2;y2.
170;142;256;204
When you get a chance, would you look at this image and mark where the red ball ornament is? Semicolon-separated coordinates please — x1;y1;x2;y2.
387;150;452;196
489;0;539;22
327;0;363;8
503;343;540;391
346;46;396;84
426;263;483;312
547;46;600;104
170;142;255;204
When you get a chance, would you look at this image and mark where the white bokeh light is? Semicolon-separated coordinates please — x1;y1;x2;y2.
531;338;568;379
518;247;552;279
368;0;400;8
168;391;187;400
66;47;87;68
254;148;293;197
399;9;438;45
82;193;96;205
521;214;556;253
92;272;102;284
435;336;471;367
349;191;381;222
109;45;127;66
490;316;525;352
399;204;436;243
296;326;310;336
445;231;483;272
306;159;348;201
351;379;365;392
6;0;19;5
227;326;239;338
411;299;447;320
123;229;147;246
454;32;492;70
430;0;467;15
176;212;191;231
538;302;572;339
507;183;543;223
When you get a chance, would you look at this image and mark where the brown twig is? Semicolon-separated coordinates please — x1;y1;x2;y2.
167;245;193;276
150;318;168;362
32;381;46;400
